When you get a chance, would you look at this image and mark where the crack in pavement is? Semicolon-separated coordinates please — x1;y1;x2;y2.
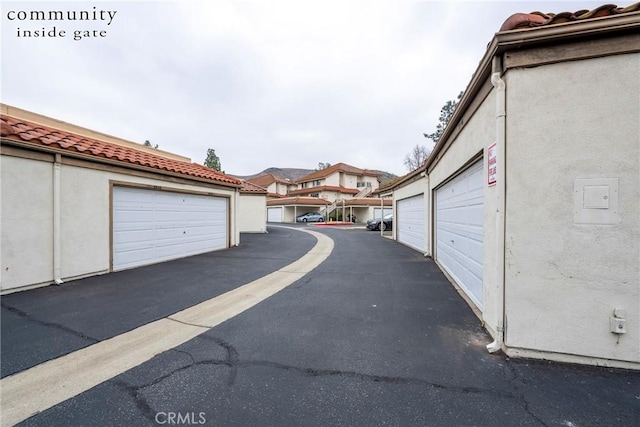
105;334;523;425
505;358;549;426
0;226;335;426
194;335;239;386
1;302;100;344
111;379;159;425
117;335;518;414
108;338;238;423
165;316;212;330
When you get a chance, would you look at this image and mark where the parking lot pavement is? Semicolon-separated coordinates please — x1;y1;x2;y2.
5;226;640;426
0;227;316;378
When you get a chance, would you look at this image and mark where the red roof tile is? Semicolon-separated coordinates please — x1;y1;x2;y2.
248;173;291;187
288;185;360;196
500;3;640;31
267;192;286;199
295;162;379;183
1;115;241;186
240;180;268;194
341;198;392;207
267;197;331;206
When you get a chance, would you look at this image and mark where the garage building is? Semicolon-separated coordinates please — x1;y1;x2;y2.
1;105;242;293
387;5;640;369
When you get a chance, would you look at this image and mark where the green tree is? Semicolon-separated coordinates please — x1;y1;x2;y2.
204;148;222;171
423;91;463;144
317;162;331;170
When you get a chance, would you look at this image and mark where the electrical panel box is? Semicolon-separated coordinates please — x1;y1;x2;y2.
574;178;620;224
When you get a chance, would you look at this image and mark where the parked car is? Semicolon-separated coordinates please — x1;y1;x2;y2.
366;213;393;231
296;212;325;223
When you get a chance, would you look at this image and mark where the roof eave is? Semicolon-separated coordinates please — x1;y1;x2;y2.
1;137;243;189
383;167;425;191
424;12;640;173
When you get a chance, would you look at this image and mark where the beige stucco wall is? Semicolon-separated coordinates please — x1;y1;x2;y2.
59;164;110;280
361;175;380;190
276;182;290;196
1;155;238;292
320;190;342;203
1;156;54;290
239;194;267;233
265;182;277;194
325;173;339;187
332;172;378;191
392;178;428;252
504;53;640;364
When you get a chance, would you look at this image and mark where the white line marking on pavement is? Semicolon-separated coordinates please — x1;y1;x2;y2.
0;227;333;427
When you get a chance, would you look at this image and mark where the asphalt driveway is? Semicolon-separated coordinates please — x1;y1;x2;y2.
1;227;316;378
2;225;639;426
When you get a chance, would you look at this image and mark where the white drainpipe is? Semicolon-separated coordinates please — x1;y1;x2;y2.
380;196;383;237
487;56;506;353
234;188;240;246
53;154;63;285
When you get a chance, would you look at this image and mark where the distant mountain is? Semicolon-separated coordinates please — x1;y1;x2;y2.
233;167;398;184
233;167;314;182
374;170;398;186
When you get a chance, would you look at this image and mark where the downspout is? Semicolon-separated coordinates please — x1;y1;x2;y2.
424;171;429;257
234;188;240;246
380;196;383;237
487;55;506;353
53;154;63;285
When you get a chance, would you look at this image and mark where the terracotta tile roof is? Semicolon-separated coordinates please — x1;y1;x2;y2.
288;185;360;196
267;197;331;206
267;192;287;199
248;173;291;187
339;198;392;207
240;180;267;194
295;162;379;183
500;3;640;31
378;169;423;192
1;115;241;186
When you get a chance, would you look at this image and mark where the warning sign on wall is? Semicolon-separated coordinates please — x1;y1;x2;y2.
487;142;497;186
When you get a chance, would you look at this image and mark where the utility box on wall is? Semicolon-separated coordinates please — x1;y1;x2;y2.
574;178;620;224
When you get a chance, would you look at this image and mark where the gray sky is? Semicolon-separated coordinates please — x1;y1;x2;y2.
1;0;607;176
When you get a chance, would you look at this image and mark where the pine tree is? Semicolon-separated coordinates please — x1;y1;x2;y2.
204;149;222;171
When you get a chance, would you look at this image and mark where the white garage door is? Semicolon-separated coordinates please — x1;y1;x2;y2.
397;194;425;251
267;207;283;223
113;186;227;271
435;160;484;309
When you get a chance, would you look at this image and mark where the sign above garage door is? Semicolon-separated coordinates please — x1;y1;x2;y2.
112;186;228;271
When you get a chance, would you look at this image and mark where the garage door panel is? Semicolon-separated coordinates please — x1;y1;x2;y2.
397;194;425;252
438;234;483;273
436;160;484;310
114;228;156;243
113;187;227;271
113;247;154;266
267;207;283;223
153;227;186;240
440;204;483;224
